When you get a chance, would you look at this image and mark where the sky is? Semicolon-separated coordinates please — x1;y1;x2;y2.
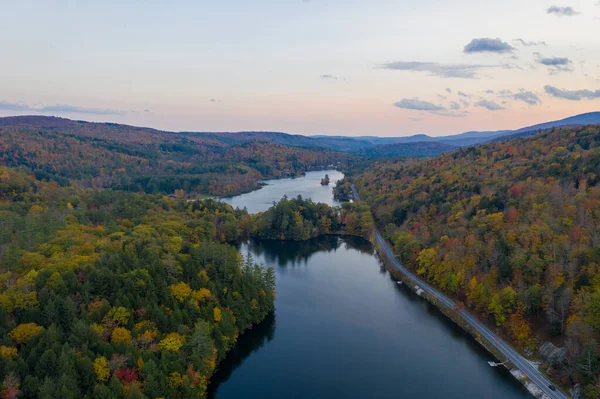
1;0;599;136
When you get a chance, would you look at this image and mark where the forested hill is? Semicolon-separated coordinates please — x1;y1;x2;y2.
0;167;275;398
0;116;354;197
353;124;600;397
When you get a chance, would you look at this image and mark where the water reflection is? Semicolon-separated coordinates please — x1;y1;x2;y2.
210;236;531;399
242;235;374;268
207;313;276;398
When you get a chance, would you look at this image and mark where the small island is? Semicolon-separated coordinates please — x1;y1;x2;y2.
320;174;330;185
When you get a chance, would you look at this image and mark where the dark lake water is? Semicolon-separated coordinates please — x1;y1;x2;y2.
209;176;531;399
221;169;344;214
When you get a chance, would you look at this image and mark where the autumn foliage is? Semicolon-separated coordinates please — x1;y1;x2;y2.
0;166;276;398
354;125;600;395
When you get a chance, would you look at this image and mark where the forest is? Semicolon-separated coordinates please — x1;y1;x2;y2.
0;167;371;398
0;167;275;398
0;116;354;197
247;196;374;241
352;125;600;398
4;113;600;397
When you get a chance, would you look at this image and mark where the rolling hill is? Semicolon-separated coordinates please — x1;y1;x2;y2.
351;124;600;396
0;116;354;197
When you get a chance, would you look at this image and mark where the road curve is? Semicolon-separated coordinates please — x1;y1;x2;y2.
351;184;568;399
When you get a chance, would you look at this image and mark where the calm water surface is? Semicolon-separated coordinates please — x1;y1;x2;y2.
221;169;343;213
209;177;531;399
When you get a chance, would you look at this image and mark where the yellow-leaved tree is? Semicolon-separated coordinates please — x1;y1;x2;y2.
8;323;43;344
93;357;111;382
170;282;192;302
111;327;132;344
158;332;185;352
213;306;222;323
0;345;18;359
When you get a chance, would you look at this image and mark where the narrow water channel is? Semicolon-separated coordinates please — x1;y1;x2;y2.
221;169;344;214
210;172;532;399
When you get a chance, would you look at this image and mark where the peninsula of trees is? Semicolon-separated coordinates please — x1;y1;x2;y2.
0;168;275;398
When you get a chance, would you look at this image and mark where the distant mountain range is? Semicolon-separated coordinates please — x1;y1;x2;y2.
1;111;599;159
311;112;600;156
198;111;600;157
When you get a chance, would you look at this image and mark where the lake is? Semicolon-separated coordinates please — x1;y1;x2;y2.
221;169;344;214
209;175;531;399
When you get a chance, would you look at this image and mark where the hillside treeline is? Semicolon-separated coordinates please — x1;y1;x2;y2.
0;117;353;197
354;125;600;397
0;168;275;398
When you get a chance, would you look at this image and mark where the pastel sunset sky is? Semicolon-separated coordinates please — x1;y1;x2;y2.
1;0;599;136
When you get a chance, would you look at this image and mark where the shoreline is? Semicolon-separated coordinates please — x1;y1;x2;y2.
369;233;555;399
350;184;567;399
219;168;343;200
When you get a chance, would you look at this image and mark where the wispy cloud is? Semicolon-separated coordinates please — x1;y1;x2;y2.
457;91;470;98
547;5;579;16
320;74;346;81
445;88;452;93
394;99;446;111
535;55;573;73
42;105;126;115
513;38;547;47
0;101;33;111
544;85;600;100
394;98;467;117
512;90;541;105
464;38;514;54
474;99;505;111
381;61;496;79
538;56;570;66
449;101;461;110
0;101;126;115
460;99;470;107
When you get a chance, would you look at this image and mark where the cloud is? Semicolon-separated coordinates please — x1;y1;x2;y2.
0;101;33;111
485;90;495;94
445;88;452;93
535;55;573;73
381;61;496;79
512;90;541;105
432;110;469;118
437;94;448;100
40;105;125;115
460;99;470;107
538;56;570;66
0;101;125;115
394;99;446;111
409;117;423;121
513;38;547;47
449;101;461;110
474;99;505;111
320;74;346;81
394;99;468;117
547;5;579;16
544;85;600;100
463;38;514;54
457;91;470;98
209;98;217;102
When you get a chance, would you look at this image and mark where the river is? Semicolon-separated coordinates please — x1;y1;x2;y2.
210;172;531;399
221;169;344;214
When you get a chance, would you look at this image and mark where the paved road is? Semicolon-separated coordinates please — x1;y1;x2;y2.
351;184;568;399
